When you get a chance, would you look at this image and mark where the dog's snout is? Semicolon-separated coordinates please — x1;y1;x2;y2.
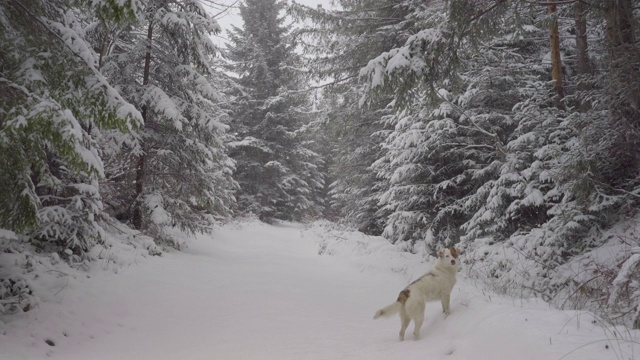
451;259;456;265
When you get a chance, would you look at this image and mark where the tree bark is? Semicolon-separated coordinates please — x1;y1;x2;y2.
604;0;635;51
574;2;590;77
548;3;565;110
604;0;639;109
132;20;153;230
574;1;591;111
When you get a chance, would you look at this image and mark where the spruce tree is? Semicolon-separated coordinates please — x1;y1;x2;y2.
100;0;237;244
289;0;413;233
226;0;323;222
0;0;141;253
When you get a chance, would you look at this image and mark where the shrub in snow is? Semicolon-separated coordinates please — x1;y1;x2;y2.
0;278;37;315
608;249;640;329
0;231;39;314
464;224;640;329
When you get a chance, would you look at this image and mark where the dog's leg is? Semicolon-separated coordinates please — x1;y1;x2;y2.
399;308;410;341
412;303;425;340
441;295;451;315
413;315;424;340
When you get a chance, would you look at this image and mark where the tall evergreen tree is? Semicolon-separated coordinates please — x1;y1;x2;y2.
290;0;414;233
0;0;142;253
100;0;237;244
226;0;323;222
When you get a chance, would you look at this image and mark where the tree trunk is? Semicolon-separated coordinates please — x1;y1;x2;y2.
604;0;639;109
548;3;565;110
574;2;590;78
601;0;640;186
604;0;635;53
574;1;591;111
617;0;634;46
132;20;153;230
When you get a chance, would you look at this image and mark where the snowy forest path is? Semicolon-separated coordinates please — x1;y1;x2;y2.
14;222;402;360
2;222;638;359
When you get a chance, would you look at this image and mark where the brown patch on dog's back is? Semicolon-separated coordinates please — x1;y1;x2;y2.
449;247;459;259
397;289;410;304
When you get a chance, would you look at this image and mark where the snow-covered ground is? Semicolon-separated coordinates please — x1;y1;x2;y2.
1;221;639;360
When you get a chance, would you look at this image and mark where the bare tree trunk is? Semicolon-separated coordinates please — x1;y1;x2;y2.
617;0;635;46
604;0;639;109
574;2;590;77
604;0;636;52
601;0;640;187
574;1;591;111
132;20;153;230
548;3;565;110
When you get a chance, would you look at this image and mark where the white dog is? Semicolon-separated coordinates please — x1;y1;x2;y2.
373;247;461;341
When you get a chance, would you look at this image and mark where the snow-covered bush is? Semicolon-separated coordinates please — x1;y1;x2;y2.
0;277;37;315
464;220;640;329
0;233;38;315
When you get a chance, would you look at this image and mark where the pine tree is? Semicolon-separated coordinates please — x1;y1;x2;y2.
289;0;414;233
0;0;142;253
100;0;237;244
226;0;323;222
322;89;391;234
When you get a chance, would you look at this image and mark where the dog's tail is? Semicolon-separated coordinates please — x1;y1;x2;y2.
373;302;402;319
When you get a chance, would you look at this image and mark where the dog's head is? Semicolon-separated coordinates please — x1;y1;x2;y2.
437;247;462;268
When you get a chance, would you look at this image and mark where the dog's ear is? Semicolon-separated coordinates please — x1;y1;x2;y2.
437;249;444;258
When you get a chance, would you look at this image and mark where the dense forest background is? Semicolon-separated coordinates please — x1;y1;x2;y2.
1;0;639;329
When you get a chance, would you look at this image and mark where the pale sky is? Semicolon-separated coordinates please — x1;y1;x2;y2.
209;0;335;48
